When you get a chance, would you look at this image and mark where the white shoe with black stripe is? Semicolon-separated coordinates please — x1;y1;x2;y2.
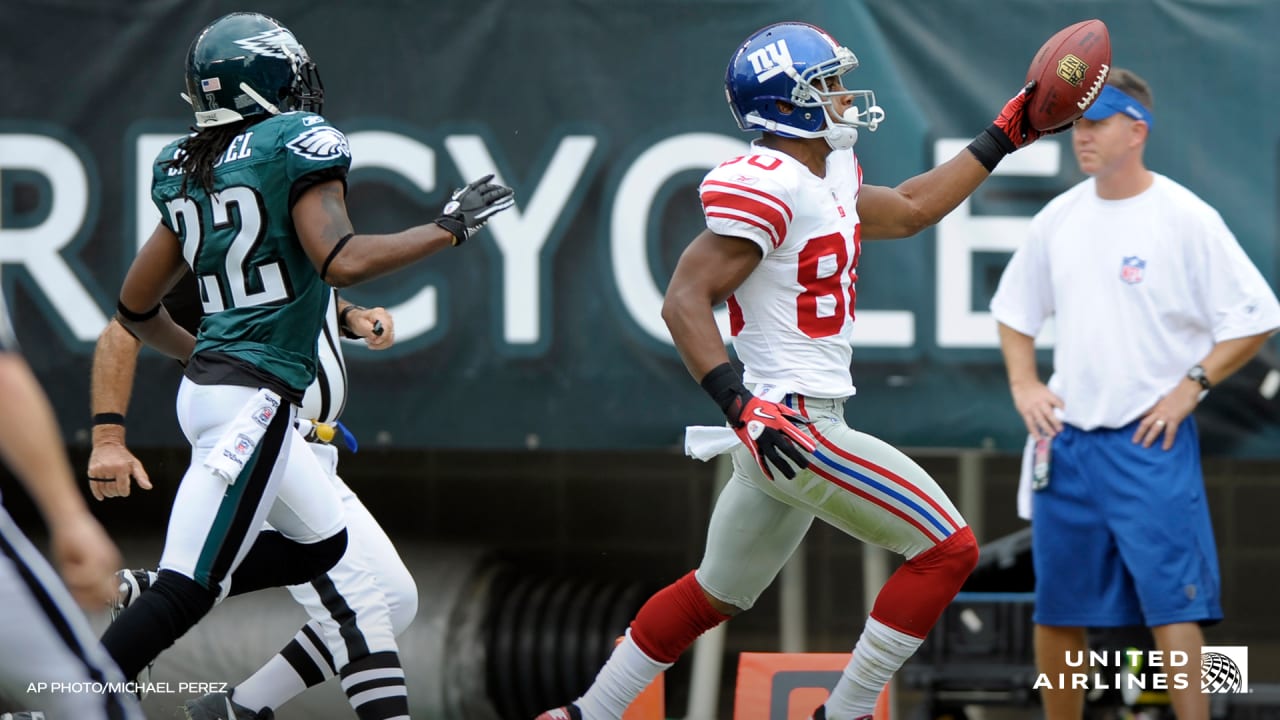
108;568;158;697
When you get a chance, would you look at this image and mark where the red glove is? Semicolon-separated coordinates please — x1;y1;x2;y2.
990;81;1072;150
730;396;817;481
700;364;816;481
969;82;1071;172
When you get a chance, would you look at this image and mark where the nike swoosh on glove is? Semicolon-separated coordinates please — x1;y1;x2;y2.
731;396;816;480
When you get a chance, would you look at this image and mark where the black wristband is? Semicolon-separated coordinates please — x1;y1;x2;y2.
966;125;1015;172
699;362;750;422
337;304;365;340
433;216;467;246
92;412;125;426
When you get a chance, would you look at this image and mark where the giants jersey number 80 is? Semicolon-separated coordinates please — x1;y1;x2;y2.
700;144;863;398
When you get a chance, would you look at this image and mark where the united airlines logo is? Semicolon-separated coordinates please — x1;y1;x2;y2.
233;28;299;59
286;126;350;161
1120;255;1146;284
1202;646;1249;694
746;39;793;82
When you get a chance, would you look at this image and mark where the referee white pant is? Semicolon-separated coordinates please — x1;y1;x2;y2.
281;443;418;671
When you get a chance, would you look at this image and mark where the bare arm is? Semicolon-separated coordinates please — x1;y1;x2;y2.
293;180;456;288
998;322;1063;438
117;223;197;361
87;319;151;500
1197;332;1274;388
0;352;120;607
1135;331;1276;450
661;229;762;381
857;150;991;241
858;84;1048;241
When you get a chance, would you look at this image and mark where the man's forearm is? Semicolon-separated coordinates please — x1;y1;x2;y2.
1199;333;1275;386
91;318;143;446
998;322;1041;388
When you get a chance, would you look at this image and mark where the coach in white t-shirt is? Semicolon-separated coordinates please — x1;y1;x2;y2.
991;68;1280;720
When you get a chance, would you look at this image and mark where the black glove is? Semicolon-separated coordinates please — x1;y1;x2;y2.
433;173;515;245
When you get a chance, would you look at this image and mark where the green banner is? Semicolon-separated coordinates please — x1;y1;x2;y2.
1;0;1277;452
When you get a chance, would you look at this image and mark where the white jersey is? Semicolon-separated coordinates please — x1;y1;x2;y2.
700;143;864;398
298;290;348;424
991;173;1280;430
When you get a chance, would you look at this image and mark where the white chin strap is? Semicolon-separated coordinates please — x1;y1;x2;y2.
826;105;886;149
825;125;859;150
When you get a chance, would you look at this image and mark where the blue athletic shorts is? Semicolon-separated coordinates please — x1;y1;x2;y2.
1031;417;1222;627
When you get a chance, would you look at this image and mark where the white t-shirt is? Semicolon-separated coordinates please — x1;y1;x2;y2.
991;173;1280;430
699;143;864;398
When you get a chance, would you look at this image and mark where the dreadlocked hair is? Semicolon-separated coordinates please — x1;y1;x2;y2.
165;119;254;197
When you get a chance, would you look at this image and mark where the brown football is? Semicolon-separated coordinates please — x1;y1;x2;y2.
1024;19;1112;131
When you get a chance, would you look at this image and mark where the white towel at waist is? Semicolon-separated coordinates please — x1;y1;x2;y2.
204;388;283;485
682;383;794;462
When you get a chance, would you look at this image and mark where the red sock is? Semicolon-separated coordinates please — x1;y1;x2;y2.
871;526;979;637
629;571;731;663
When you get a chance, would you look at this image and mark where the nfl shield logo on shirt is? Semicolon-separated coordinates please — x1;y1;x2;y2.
1120;256;1146;284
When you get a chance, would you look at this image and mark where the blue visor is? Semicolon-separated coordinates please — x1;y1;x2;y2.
1082;85;1154;129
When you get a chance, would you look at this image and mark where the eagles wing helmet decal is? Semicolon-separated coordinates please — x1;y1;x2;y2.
287;126;350;160
233;28;298;59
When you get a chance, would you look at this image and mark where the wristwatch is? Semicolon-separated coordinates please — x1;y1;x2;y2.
1187;364;1212;401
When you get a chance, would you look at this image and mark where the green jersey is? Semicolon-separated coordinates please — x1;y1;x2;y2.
151;112;350;397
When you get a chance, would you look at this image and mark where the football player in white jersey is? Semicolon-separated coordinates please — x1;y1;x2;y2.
89;279;417;720
0;293;143;719
538;21;1057;720
991;68;1280;720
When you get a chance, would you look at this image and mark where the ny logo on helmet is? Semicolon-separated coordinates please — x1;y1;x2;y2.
233;28;299;60
746;39;793;83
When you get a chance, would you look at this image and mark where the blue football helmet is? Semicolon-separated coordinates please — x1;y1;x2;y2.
183;12;323;127
725;22;884;149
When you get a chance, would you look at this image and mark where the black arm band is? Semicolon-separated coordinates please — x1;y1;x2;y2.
93;412;125;426
116;300;160;322
337;303;365;339
320;233;355;282
699;362;749;417
966;125;1015;172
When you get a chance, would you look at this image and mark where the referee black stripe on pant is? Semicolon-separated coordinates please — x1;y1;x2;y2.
0;510;140;720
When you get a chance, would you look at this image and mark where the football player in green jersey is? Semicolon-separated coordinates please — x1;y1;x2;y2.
100;11;514;688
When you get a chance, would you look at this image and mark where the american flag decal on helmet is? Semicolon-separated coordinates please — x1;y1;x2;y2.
200;77;221;92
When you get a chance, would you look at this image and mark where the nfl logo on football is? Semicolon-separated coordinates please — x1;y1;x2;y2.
1202;646;1249;694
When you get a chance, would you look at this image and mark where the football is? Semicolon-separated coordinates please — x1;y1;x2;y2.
1024;19;1112;131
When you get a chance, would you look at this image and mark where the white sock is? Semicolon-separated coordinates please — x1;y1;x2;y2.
575;629;672;720
232;653;311;711
824;616;923;720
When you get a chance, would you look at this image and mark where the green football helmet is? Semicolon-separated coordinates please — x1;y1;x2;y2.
184;12;323;127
